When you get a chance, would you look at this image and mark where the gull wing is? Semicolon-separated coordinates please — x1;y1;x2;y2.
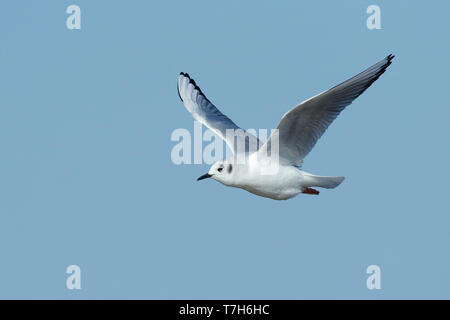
258;54;394;166
177;73;261;154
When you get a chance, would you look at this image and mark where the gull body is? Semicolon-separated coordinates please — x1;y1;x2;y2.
202;157;343;200
178;55;394;200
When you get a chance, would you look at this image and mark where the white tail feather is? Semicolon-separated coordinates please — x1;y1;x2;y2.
302;173;345;189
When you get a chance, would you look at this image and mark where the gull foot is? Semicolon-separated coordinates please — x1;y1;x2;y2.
302;187;319;195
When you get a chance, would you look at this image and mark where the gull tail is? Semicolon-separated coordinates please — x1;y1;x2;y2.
302;173;345;189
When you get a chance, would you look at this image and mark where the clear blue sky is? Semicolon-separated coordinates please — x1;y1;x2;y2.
0;1;449;299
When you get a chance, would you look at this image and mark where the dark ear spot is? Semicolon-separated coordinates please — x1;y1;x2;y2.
227;164;233;173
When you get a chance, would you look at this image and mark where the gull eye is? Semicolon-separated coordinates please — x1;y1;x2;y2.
217;167;223;173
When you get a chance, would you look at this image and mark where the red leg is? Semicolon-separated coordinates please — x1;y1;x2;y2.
302;187;320;195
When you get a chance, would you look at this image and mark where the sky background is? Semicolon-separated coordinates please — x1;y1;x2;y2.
0;0;449;299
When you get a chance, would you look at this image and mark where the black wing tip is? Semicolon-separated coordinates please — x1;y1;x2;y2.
360;54;395;92
384;54;395;68
177;72;208;101
177;72;185;101
381;53;395;72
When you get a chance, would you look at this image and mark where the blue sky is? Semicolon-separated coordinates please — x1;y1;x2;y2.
0;1;449;299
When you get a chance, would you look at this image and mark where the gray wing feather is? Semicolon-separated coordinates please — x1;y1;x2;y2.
177;73;261;154
259;54;394;166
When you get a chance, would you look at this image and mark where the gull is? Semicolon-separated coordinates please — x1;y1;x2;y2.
177;54;394;200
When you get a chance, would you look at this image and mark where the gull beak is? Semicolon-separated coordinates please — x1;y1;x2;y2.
197;173;212;181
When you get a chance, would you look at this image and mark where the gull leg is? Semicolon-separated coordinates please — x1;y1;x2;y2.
302;187;320;195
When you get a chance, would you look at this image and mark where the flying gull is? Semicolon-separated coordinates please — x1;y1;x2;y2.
177;54;394;200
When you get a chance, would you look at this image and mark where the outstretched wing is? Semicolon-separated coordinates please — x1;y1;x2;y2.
258;54;394;166
177;73;261;154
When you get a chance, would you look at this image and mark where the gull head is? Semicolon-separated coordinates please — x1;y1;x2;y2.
197;160;235;186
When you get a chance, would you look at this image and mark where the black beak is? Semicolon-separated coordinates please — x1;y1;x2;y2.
197;173;212;181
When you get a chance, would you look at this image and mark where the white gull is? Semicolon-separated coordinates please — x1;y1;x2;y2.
177;55;394;200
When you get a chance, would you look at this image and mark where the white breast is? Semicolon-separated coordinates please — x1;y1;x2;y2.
236;162;305;200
